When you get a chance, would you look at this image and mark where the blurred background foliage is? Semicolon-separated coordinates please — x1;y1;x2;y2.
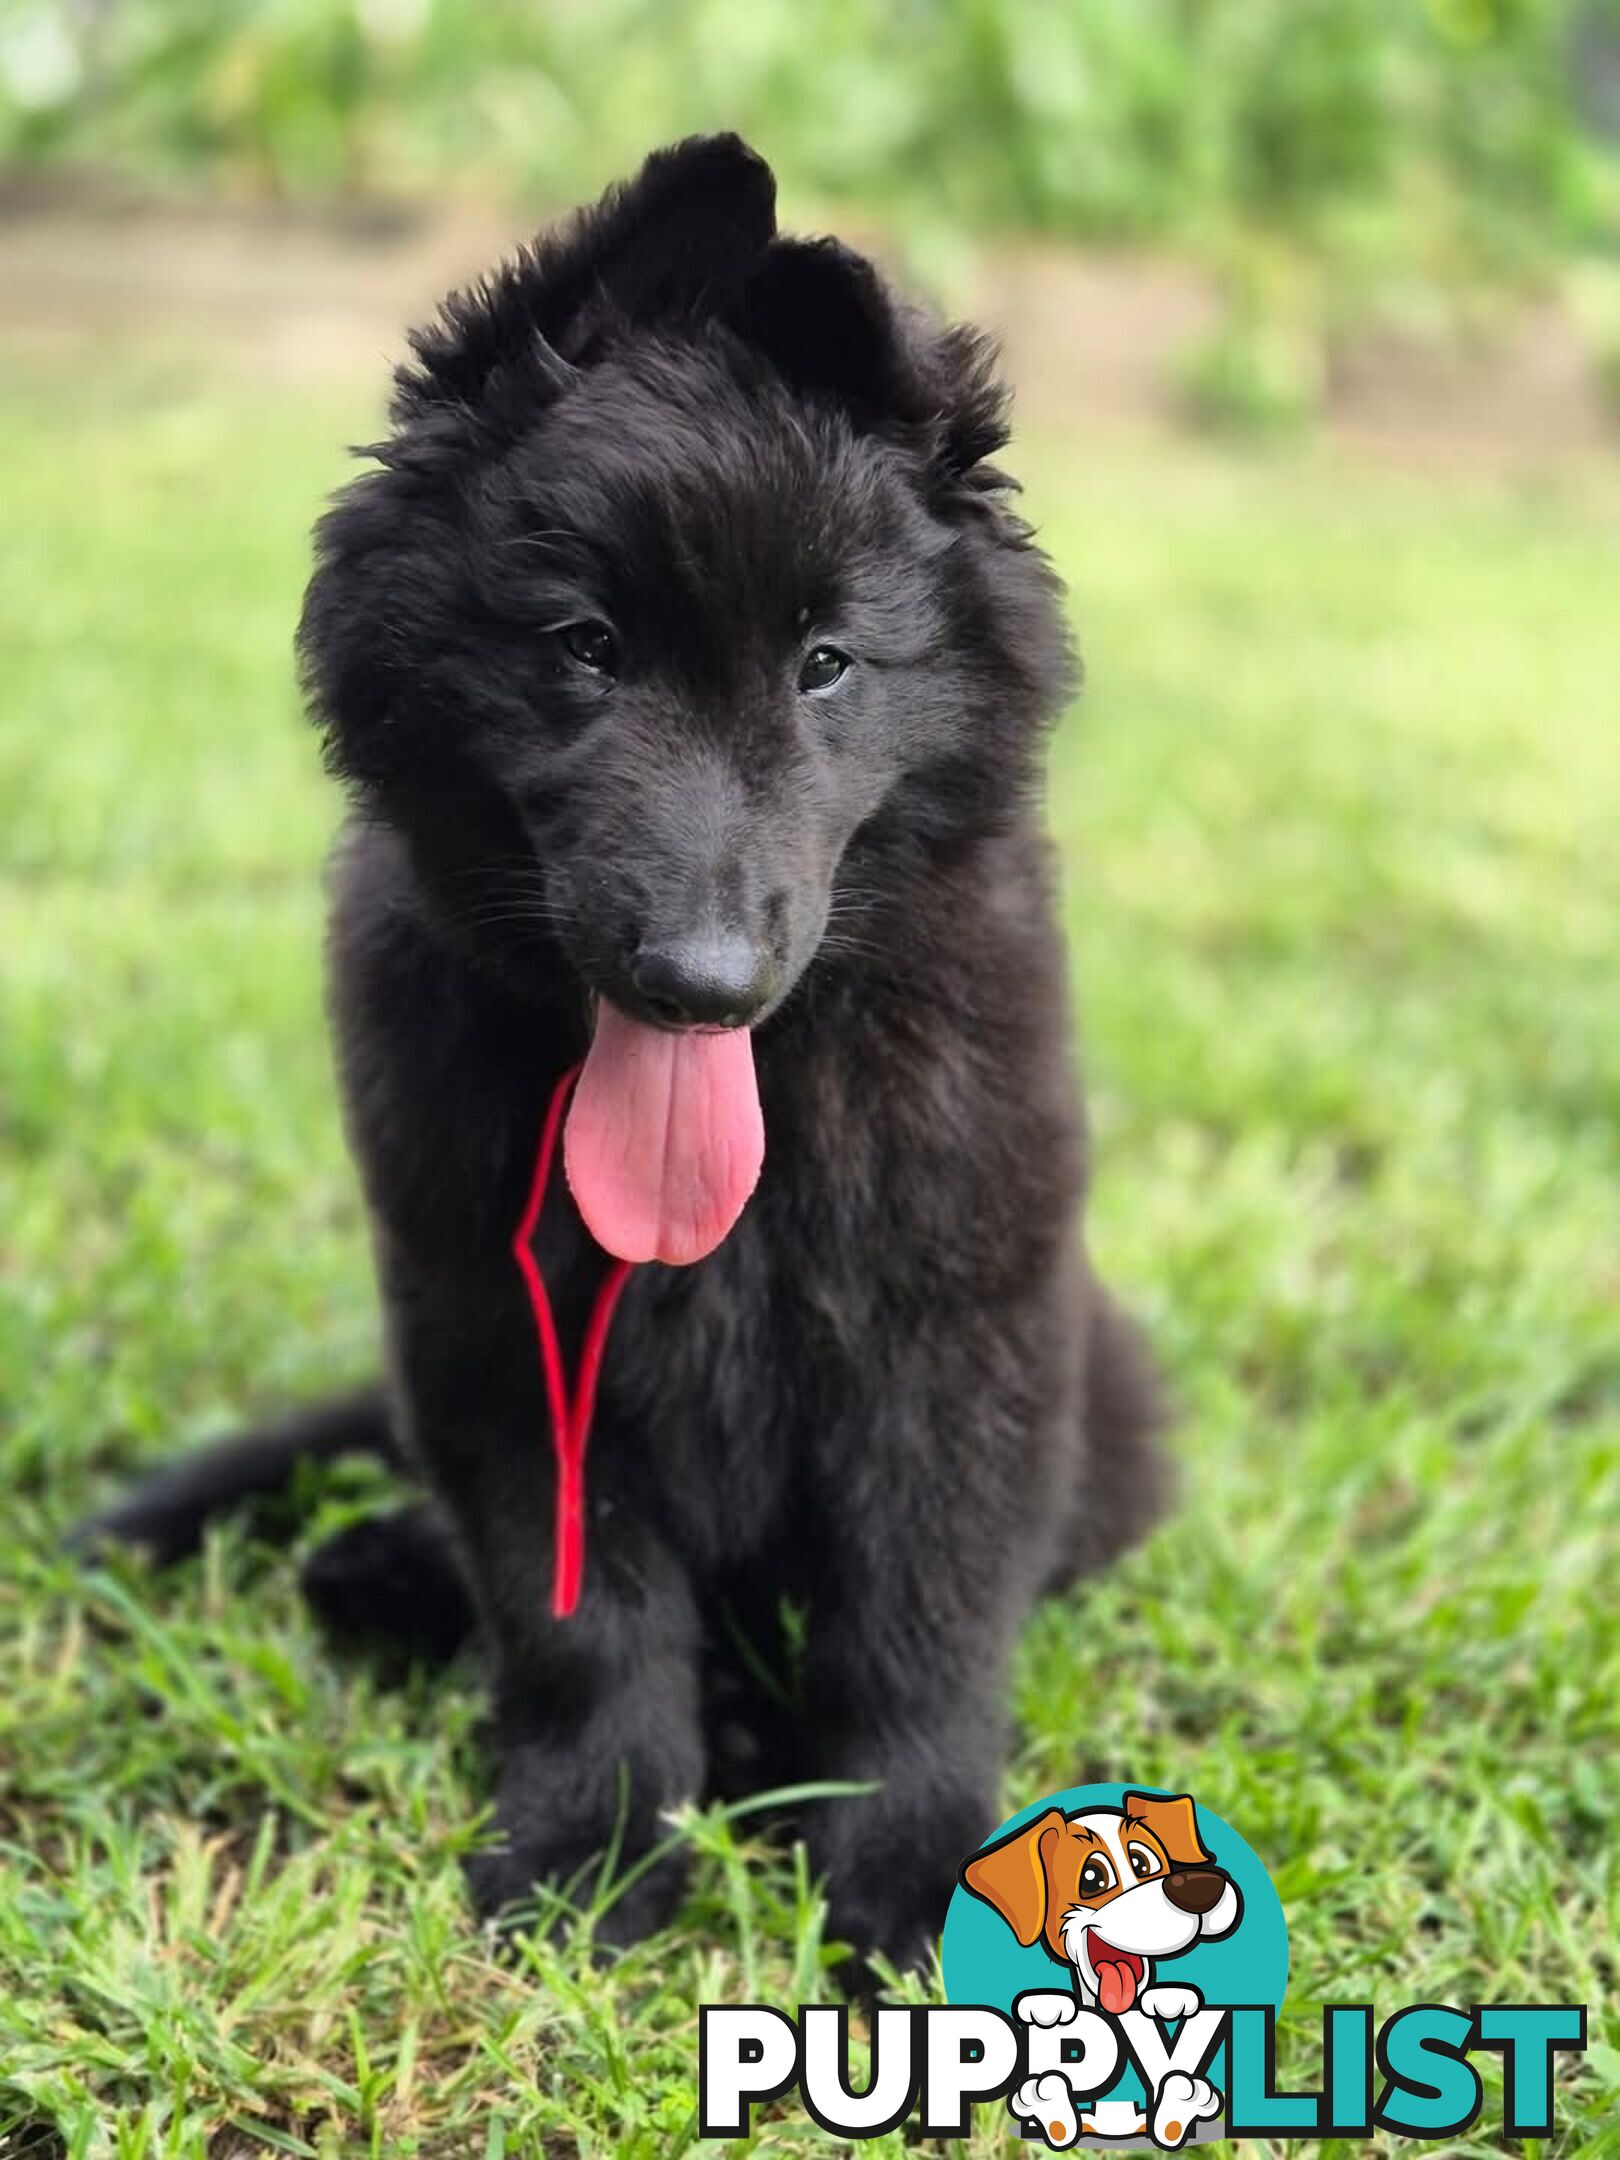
3;0;1620;436
3;0;1618;286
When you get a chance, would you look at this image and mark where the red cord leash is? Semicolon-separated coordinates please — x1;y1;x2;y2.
510;1062;635;1618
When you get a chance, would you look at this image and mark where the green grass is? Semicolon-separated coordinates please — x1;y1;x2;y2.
1;353;1617;2157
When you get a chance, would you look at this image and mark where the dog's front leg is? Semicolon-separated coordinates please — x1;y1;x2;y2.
465;1521;706;1946
798;1580;1016;1977
792;1379;1045;1978
389;1262;705;1947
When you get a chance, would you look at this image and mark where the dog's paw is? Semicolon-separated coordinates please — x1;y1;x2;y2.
465;1823;687;1950
824;1887;944;1994
1150;2069;1221;2149
814;1782;981;1988
301;1506;474;1663
1138;1982;1203;2023
1014;1989;1079;2027
1010;2071;1079;2149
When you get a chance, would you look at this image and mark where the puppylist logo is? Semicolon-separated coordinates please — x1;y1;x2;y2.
700;1784;1586;2148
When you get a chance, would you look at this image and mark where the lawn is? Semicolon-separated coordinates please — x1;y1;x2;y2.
1;351;1617;2158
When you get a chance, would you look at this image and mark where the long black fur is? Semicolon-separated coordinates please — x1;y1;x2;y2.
78;135;1167;1969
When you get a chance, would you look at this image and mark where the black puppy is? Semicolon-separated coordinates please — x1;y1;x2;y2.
78;135;1166;1970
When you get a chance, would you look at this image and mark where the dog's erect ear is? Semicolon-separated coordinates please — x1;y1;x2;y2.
959;1807;1067;1947
1123;1793;1212;1870
565;132;777;335
394;133;776;429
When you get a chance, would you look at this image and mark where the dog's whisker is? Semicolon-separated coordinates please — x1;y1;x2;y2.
492;528;580;555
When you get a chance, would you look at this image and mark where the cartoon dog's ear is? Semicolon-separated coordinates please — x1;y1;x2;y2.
1123;1792;1212;1870
959;1807;1067;1947
394;133;776;429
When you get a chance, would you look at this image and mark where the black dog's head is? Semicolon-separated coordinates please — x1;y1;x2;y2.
299;134;1072;1030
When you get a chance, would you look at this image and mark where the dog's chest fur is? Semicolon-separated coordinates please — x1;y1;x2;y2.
331;818;1086;1583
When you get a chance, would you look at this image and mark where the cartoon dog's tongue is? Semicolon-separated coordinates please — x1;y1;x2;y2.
564;1001;764;1265
1091;1946;1141;2016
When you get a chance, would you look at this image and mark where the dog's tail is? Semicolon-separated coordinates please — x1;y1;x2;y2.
1044;1286;1175;1595
68;1385;397;1565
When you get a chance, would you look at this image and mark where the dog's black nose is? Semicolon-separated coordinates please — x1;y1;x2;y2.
1164;1868;1228;1916
631;932;775;1028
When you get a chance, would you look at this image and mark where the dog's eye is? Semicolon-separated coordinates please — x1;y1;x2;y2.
798;645;850;695
1127;1843;1161;1881
1079;1857;1116;1898
557;621;618;678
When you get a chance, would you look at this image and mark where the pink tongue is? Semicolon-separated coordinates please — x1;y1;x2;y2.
1096;1959;1138;2016
563;1002;764;1265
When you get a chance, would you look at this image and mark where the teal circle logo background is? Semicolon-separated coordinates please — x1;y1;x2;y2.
941;1785;1288;2107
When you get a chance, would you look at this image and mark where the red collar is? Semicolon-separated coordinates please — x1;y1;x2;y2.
510;1062;635;1617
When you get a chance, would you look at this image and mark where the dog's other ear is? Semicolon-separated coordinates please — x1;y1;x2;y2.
1123;1793;1213;1870
959;1807;1067;1947
926;319;1013;485
734;238;928;427
395;133;776;429
733;240;1010;493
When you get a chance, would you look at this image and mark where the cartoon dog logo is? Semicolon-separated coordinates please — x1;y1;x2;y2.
960;1791;1242;2148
